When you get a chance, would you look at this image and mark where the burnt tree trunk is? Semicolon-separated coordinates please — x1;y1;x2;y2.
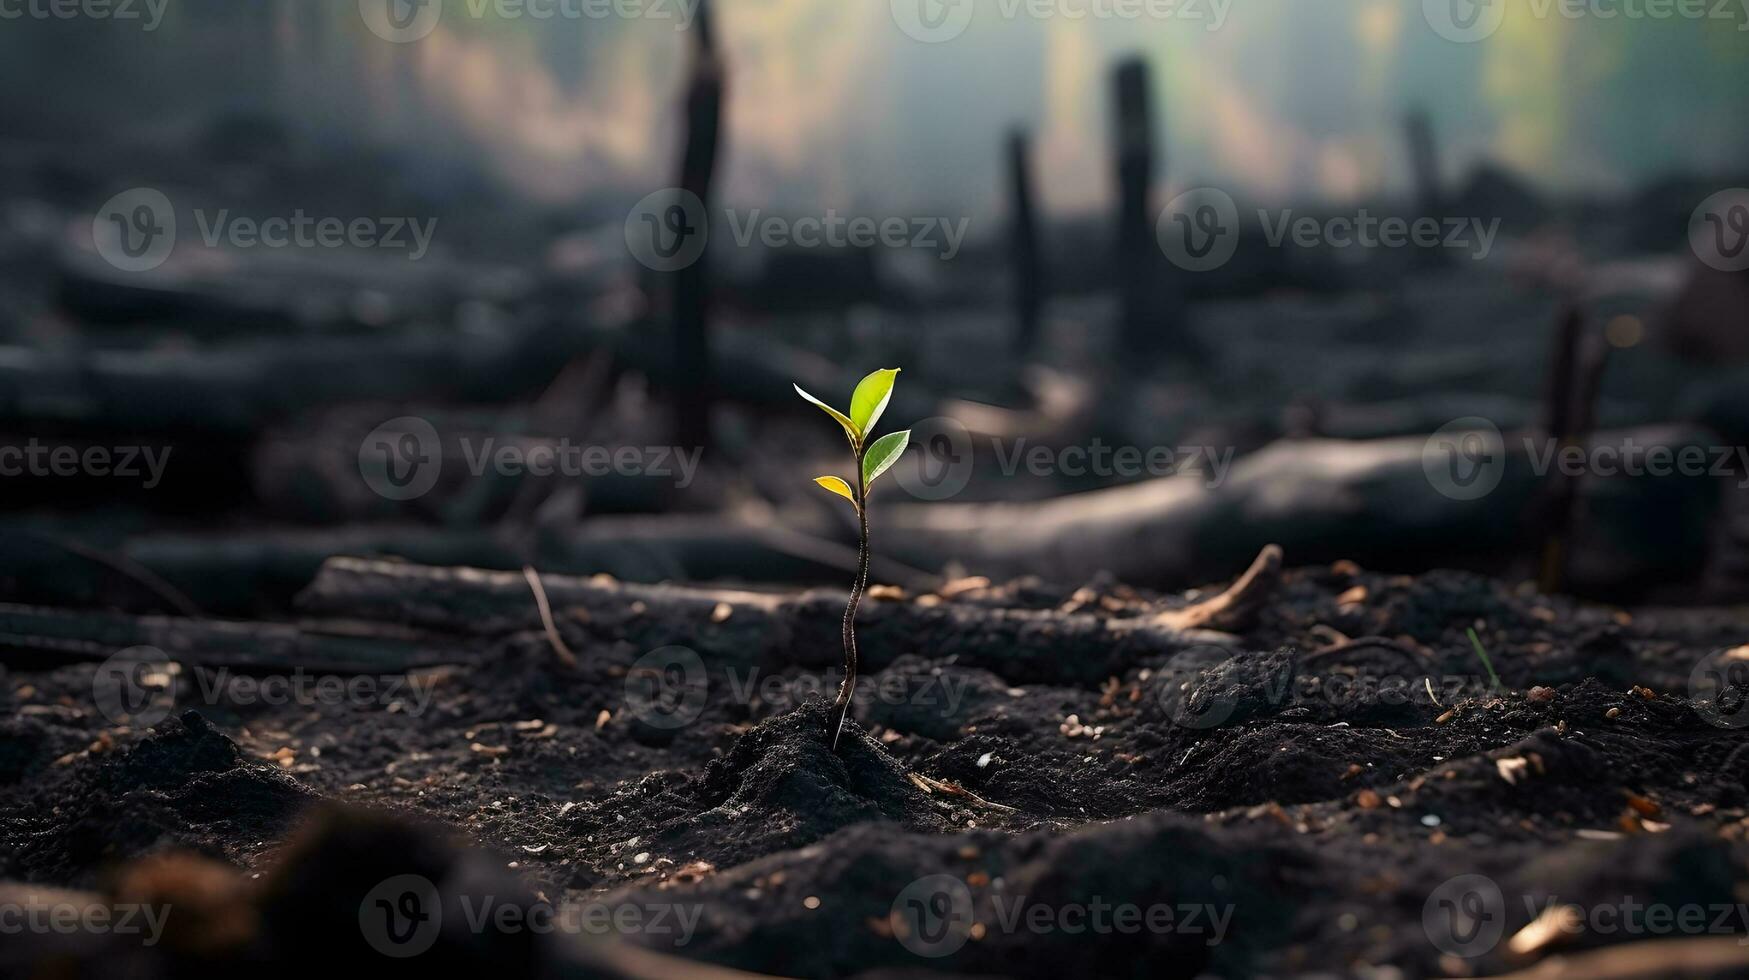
1404;108;1447;269
1536;302;1597;593
1008;129;1043;358
1110;59;1185;365
673;0;724;451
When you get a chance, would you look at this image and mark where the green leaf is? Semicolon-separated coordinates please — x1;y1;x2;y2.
813;476;857;507
861;430;910;487
793;383;859;447
849;369;900;439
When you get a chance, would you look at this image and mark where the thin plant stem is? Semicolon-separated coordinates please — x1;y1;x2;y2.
831;451;870;749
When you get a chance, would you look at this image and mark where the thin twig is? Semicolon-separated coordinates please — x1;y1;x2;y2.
1302;636;1426;669
909;772;1018;813
1153;544;1283;633
523;566;579;669
17;530;203;619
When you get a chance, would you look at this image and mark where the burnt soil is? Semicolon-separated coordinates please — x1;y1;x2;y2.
3;562;1749;978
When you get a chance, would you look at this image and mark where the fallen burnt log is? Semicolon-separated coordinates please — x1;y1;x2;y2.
0;603;469;673
132;520;938;613
549;426;1711;597
0;517;945;617
4;428;1718;617
0;318;588;433
872;426;1720;595
0;317;1034;459
294;554;1264;685
55;243;524;335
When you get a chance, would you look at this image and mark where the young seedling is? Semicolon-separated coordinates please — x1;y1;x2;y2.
795;368;911;749
1467;627;1503;692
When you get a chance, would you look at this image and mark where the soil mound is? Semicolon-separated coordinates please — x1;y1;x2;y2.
6;711;312;884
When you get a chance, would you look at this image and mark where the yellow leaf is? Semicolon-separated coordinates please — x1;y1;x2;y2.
813;476;857;506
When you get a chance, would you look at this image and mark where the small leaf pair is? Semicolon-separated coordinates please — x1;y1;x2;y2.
796;368;911;508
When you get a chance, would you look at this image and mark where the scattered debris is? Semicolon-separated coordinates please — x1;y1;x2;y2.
523;566;579;670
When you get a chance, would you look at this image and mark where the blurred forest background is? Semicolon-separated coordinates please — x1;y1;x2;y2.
3;0;1748;618
5;0;1747;212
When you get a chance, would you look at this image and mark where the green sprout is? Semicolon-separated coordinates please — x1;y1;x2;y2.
795;368;911;749
1467;627;1503;692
